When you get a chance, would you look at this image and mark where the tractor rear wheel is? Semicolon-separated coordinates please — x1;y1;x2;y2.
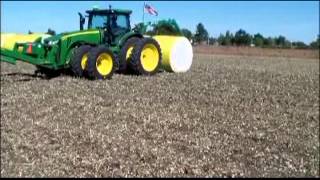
86;46;116;80
129;38;162;75
117;37;141;73
70;45;92;77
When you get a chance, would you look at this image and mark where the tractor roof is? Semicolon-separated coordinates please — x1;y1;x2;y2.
86;8;132;15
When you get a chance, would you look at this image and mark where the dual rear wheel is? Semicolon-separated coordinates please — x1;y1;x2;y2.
86;46;116;80
70;37;162;80
119;37;162;75
70;45;116;80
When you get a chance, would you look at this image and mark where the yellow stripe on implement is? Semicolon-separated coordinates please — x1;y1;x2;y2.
152;35;193;73
1;33;47;51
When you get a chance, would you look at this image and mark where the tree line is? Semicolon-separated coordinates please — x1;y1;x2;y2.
181;23;320;49
28;22;319;50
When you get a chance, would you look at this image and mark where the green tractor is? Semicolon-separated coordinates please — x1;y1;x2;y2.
0;6;162;79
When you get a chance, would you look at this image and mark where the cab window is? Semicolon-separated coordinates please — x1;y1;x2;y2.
91;15;108;29
116;15;129;29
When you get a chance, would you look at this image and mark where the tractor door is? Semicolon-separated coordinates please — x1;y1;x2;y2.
109;13;131;45
87;13;112;44
87;12;131;45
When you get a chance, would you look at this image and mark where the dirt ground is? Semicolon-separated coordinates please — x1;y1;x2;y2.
194;46;319;60
0;54;319;177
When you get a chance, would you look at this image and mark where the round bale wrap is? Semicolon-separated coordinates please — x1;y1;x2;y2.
153;35;193;73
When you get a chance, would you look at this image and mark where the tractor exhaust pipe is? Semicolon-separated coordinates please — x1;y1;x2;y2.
78;12;85;30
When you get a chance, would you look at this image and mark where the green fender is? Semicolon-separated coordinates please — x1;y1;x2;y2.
118;32;143;48
58;30;103;66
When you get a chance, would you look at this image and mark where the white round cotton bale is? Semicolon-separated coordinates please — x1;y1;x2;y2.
153;35;193;73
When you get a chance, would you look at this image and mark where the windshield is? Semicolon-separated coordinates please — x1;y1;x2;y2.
91;15;108;29
112;14;129;29
88;14;130;30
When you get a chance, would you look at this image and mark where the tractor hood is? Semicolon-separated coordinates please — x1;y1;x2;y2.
43;30;100;45
43;34;63;44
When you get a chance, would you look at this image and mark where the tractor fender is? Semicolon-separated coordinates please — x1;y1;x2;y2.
119;33;143;48
57;30;101;66
64;41;96;66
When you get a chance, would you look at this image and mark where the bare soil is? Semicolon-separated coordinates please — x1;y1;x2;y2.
194;45;319;60
1;54;319;177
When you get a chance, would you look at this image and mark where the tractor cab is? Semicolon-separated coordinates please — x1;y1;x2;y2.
79;7;132;45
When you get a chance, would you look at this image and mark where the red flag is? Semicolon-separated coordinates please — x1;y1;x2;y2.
145;3;158;16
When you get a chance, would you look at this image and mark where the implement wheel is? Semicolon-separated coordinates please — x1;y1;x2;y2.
129;38;162;75
70;45;92;77
118;37;141;73
86;46;116;80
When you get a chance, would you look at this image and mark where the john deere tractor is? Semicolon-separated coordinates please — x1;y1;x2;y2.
0;6;162;79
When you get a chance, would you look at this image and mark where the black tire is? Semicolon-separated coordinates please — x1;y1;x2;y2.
86;46;116;80
70;45;92;77
117;37;141;73
129;38;162;75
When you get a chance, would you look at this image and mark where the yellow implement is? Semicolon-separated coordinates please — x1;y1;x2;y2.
1;33;49;51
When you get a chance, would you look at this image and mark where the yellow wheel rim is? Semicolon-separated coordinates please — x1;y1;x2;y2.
96;53;113;76
140;44;159;72
81;53;88;70
126;46;134;61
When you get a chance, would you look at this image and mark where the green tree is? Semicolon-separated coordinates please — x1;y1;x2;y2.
263;37;275;48
310;35;320;49
147;19;182;36
292;41;308;49
284;40;292;49
181;28;193;40
224;30;233;46
209;37;217;45
253;33;264;47
234;29;252;46
275;35;286;47
217;33;225;45
194;23;209;44
217;31;233;46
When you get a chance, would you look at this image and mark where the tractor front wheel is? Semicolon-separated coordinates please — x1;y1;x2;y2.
70;45;92;77
129;38;162;75
86;46;116;80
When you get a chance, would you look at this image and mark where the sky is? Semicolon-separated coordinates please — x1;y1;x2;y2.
1;1;319;44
